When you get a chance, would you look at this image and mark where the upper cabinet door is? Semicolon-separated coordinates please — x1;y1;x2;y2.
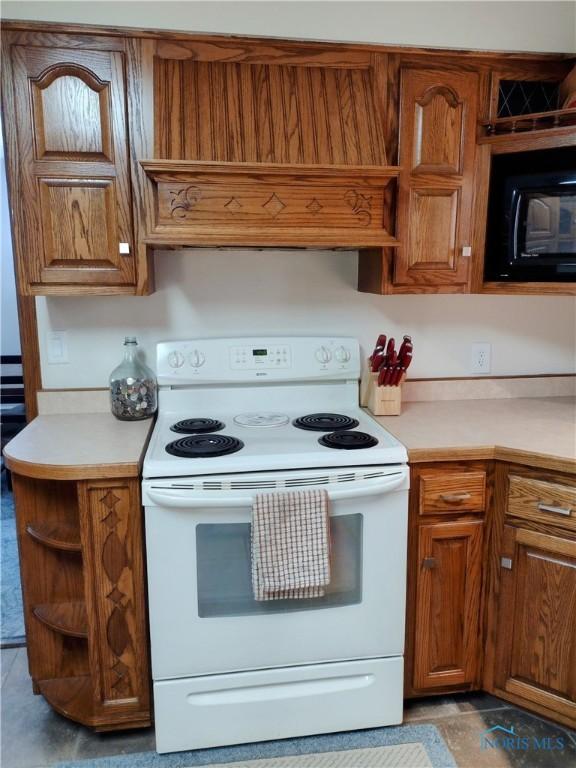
7;43;136;293
393;68;478;291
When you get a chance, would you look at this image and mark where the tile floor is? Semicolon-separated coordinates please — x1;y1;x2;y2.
1;646;575;768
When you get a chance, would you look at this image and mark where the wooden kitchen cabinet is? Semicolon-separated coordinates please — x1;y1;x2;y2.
1;32;152;295
8;470;151;730
492;525;576;726
484;464;576;728
405;463;488;696
392;67;479;292
413;519;484;689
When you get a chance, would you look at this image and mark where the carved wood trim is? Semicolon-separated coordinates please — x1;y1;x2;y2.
78;478;150;716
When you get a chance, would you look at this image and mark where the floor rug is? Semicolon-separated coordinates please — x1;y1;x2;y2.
56;724;456;768
195;744;432;767
1;475;25;646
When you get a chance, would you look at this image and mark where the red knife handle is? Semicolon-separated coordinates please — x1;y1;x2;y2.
378;365;387;386
371;352;384;372
376;334;387;349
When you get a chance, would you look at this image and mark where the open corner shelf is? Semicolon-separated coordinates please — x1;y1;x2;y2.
33;601;88;639
26;521;82;552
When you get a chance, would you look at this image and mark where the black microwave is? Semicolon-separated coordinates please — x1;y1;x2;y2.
484;149;576;283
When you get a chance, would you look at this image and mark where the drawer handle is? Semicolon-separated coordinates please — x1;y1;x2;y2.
537;503;572;516
422;557;437;569
440;492;472;503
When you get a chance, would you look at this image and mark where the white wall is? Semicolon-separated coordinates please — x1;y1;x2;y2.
37;250;576;387
3;1;575;53
1;128;21;357
3;1;576;386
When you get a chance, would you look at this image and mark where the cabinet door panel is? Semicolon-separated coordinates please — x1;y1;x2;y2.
495;526;576;722
38;179;133;284
407;188;458;270
413;520;483;689
413;86;464;174
394;68;478;290
10;44;135;290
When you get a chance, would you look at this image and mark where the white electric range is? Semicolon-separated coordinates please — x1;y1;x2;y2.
142;337;409;754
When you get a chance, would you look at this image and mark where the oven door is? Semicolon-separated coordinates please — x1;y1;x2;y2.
143;466;409;679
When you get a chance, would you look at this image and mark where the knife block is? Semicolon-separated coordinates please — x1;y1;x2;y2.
361;370;402;416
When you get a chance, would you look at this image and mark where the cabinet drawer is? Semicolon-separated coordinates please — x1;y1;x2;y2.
507;476;576;532
419;471;486;515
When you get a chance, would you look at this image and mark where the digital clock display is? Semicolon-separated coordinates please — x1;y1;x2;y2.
253;349;268;356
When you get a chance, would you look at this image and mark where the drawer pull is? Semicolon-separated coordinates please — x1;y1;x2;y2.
439;492;472;503
537;503;572;516
422;557;437;569
501;557;513;570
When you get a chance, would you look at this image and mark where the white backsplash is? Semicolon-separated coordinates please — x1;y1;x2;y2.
36;249;576;389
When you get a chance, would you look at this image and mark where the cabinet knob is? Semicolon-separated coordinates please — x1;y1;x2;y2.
501;557;513;570
422;557;437;569
119;242;130;255
462;246;472;258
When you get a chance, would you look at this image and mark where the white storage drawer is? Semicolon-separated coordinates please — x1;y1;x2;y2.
154;657;403;753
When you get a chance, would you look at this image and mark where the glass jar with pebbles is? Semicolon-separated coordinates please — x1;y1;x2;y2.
109;337;157;421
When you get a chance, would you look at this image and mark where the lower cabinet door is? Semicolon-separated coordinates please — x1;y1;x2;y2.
413;519;484;689
494;525;576;725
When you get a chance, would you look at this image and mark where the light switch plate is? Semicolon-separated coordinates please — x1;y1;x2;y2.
46;331;69;364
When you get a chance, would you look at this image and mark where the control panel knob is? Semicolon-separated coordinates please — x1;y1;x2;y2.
315;346;332;364
167;350;185;369
334;346;351;363
188;349;206;368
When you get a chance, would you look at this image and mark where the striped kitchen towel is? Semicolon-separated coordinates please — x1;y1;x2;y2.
251;489;331;601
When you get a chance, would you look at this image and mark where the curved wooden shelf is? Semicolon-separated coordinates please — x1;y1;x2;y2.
37;675;151;731
26;521;82;552
33;601;88;639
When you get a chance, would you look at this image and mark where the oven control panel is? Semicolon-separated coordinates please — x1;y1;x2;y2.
230;345;292;370
156;337;360;384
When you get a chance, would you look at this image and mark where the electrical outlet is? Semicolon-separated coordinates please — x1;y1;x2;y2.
46;331;69;364
470;343;491;375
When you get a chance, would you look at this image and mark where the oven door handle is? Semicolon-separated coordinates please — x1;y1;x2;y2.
146;472;407;508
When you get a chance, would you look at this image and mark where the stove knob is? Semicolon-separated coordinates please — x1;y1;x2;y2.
315;346;332;364
167;350;185;369
188;349;206;368
334;346;351;363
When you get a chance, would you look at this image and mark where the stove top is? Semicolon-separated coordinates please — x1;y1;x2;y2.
143;336;407;478
144;407;406;478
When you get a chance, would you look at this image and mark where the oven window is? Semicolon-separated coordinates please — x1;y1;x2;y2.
196;514;362;617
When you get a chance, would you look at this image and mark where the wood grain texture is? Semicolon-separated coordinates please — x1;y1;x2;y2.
493;524;576;725
11;475;88;685
10;471;151;730
154;57;387;165
33;602;88;638
26;520;82;552
78;479;150;720
419;470;486;515
393;66;478;290
2;32;146;295
404;461;489;698
507;475;576;532
413;519;484;689
142;160;399;247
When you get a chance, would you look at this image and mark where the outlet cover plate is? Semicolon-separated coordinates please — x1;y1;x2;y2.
471;342;491;375
46;331;69;365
